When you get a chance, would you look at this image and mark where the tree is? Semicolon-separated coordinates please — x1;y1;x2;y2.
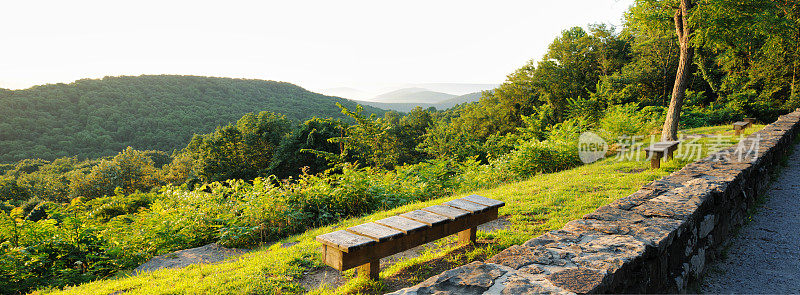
69;147;163;199
330;104;402;169
617;0;680;105
185;111;292;182
267;117;346;178
661;0;694;141
533;26;631;122
384;107;434;165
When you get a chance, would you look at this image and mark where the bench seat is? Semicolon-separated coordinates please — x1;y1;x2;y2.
644;141;680;169
733;121;749;135
316;194;505;279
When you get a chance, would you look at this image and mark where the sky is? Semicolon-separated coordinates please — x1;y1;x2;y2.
0;0;634;95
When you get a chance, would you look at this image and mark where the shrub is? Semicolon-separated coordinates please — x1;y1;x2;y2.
501;140;581;177
25;201;55;222
20;197;42;217
87;193;153;222
599;103;647;139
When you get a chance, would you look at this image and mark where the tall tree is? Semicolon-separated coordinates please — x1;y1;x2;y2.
662;0;694;141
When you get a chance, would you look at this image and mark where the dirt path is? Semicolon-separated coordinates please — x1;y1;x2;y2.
134;243;250;274
701;143;800;293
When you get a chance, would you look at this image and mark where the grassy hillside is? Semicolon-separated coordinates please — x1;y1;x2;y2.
46;124;762;295
0;75;385;163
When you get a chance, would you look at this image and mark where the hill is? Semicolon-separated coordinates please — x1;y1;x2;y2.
371;87;456;103
433;91;484;109
355;91;484;112
0;75;385;163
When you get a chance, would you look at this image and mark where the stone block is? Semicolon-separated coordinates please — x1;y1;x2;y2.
387;261;513;295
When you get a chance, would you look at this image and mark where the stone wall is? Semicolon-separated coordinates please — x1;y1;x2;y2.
390;109;800;294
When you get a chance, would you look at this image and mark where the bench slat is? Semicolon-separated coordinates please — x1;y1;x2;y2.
422;205;470;220
347;223;403;242
375;216;428;234
400;210;449;226
644;146;670;153
645;141;679;152
445;198;489;213
462;194;505;209
652;141;679;147
316;230;375;252
733;122;748;127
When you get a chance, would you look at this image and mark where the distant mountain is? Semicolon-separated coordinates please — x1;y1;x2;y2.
355;91;485;112
406;83;498;95
372;87;456;103
434;92;484;109
314;83;498;102
320;87;370;100
0;75;385;163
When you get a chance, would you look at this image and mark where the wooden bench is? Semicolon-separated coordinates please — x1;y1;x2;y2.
744;117;756;126
644;141;680;169
733;121;749;135
315;194;505;280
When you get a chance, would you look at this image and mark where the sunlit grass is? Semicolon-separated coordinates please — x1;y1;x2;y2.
42;124;763;295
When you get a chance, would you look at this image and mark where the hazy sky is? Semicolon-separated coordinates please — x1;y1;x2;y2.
0;0;634;92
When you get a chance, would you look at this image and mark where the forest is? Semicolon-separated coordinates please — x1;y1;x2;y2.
0;75;385;163
1;0;799;293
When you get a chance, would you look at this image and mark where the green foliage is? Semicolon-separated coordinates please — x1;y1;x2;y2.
0;75;385;164
69;147;164;199
501;140;581;177
306;106;433;170
25;201;56;222
186;111;292;182
0;200;119;294
268;118;347;179
86;192;152;222
599;103;656;139
533;25;631;121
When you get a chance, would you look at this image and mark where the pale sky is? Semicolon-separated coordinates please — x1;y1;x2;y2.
0;0;634;93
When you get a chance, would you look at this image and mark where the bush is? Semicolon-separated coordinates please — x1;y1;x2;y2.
501;140;582;177
87;193;153;222
20;197;42;217
599;103;648;139
0;201;118;294
25;201;55;222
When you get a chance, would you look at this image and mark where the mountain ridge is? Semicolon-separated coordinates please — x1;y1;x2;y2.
371;87;456;103
354;91;485;112
0;75;385;163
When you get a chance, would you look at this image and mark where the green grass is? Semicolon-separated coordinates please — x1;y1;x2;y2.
42;124;763;295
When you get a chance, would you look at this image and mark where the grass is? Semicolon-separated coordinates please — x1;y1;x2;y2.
41;124;763;295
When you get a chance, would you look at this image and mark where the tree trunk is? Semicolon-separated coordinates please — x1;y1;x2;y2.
661;0;694;141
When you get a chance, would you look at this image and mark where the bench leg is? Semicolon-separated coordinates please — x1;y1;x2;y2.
650;154;662;169
458;226;477;245
666;149;674;161
357;260;379;280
